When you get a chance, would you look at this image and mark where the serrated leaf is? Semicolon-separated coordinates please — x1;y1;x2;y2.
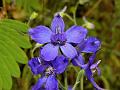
0;19;28;33
0;34;28;64
0;24;31;48
0;19;32;48
0;19;31;90
0;55;12;90
0;42;20;78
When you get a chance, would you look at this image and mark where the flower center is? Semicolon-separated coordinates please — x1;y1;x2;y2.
45;66;55;75
51;26;67;46
90;60;101;75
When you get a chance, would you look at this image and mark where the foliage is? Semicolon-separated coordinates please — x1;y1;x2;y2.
0;19;31;90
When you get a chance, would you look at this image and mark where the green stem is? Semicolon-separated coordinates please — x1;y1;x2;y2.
63;13;74;23
58;80;66;90
73;1;79;25
30;43;43;58
30;46;38;58
27;19;31;26
64;71;68;90
69;64;79;73
80;72;84;90
72;70;84;90
21;65;32;90
85;0;102;16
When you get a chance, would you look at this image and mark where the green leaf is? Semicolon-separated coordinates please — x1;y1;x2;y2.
0;19;28;33
0;34;28;64
0;41;20;78
72;70;85;90
0;55;12;90
0;20;32;48
0;19;31;90
0;75;2;90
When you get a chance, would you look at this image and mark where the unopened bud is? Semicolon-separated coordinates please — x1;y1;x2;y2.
85;22;95;29
30;12;38;20
55;6;67;17
35;43;43;47
83;16;95;29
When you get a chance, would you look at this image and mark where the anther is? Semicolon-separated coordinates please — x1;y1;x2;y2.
55;26;61;34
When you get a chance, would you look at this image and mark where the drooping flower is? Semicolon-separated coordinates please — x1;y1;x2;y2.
28;57;48;75
71;37;103;90
29;14;87;61
72;53;104;90
72;36;101;67
82;16;95;29
28;55;68;90
84;53;103;90
78;37;101;53
32;75;58;90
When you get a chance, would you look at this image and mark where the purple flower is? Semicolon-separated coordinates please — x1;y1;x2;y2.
71;36;103;90
28;55;68;75
78;37;101;53
68;85;72;90
72;53;104;90
28;55;68;90
32;75;58;90
72;36;101;66
29;14;87;61
28;57;48;75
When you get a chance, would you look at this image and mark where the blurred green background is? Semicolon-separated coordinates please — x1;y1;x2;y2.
0;0;120;90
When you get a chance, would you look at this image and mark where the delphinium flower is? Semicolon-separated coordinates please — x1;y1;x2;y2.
72;36;101;68
78;36;101;53
72;37;104;90
28;13;104;90
28;55;68;90
28;14;87;61
73;53;103;90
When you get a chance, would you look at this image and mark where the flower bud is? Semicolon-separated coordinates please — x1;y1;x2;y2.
35;43;43;47
30;12;38;20
83;16;95;29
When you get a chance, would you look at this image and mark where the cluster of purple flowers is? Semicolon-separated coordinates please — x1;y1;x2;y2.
28;14;103;90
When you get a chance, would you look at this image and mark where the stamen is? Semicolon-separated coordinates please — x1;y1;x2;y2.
91;60;101;75
55;26;61;34
97;60;101;65
92;69;96;75
94;41;100;44
37;57;41;64
51;33;67;46
45;66;55;75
